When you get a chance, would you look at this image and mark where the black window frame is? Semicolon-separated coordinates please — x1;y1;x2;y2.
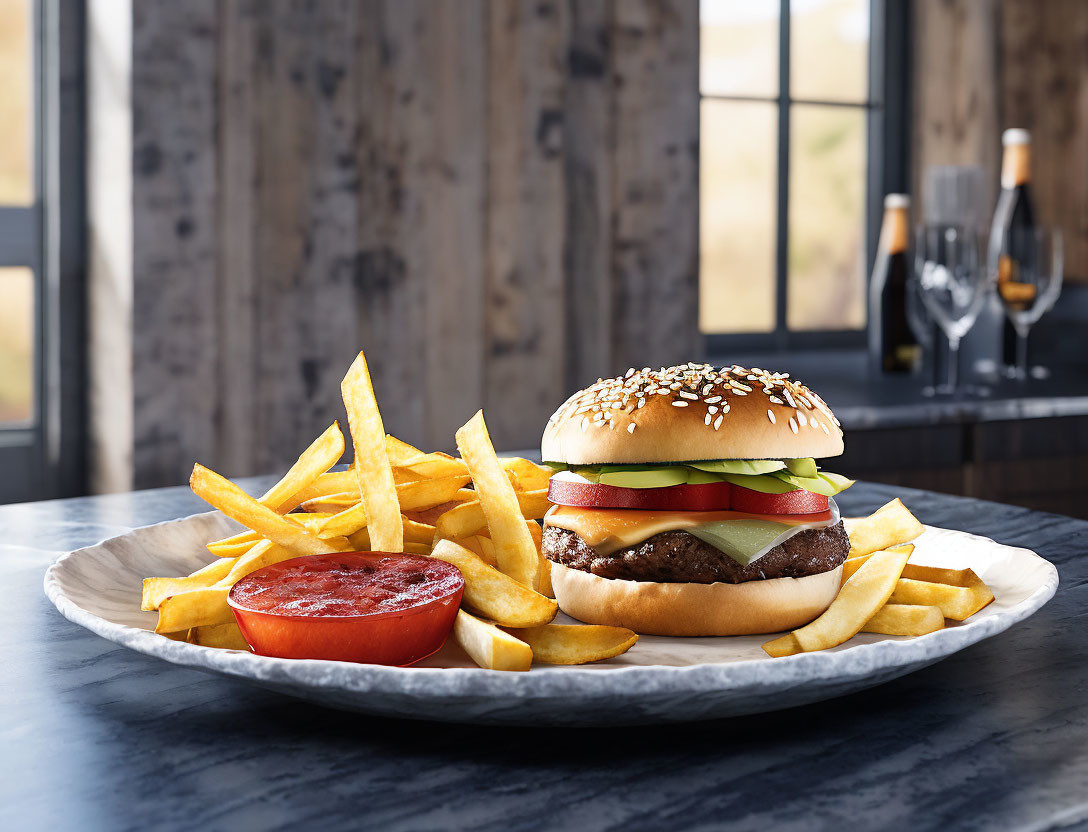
0;0;85;504
700;0;911;353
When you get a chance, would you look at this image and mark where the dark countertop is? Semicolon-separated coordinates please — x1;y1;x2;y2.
720;286;1088;431
717;349;1088;431
3;480;1086;832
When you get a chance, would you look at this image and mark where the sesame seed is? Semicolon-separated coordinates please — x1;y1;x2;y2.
733;390;747;396
789;417;798;434
625;368;635;378
637;399;646;409
797;410;807;427
627;422;636;433
679;391;698;400
580;417;589;432
722;403;730;413
714;415;724;430
704;396;721;404
704;413;713;425
821;423;830;435
767;410;776;424
672;401;689;408
708;405;718;414
768;395;783;405
783;390;797;408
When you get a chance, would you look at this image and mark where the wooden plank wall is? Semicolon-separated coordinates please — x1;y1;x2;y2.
913;0;1088;282
128;0;699;488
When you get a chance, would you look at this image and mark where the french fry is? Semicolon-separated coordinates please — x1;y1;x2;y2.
429;540;558;627
452;610;532;672
299;492;359;513
190;464;351;555
862;604;945;636
403;518;438;545
434;488;551;541
843;498;925;557
844;553;995;621
385;434;424;465
763;547;911;657
217;539;300;585
399;451;469;480
188;620;251;651
206;529;261;558
510;624;637;665
403;490;478;527
258;422;345;510
842;544;914;582
316;476;471;538
889;573;994;621
142;556;238;611
206;512;333;555
347;517;434;551
155;540;298;632
524;520;553;597
287;512;334;532
538;553;554;599
446;534;497;566
156;586;236;632
456;411;539;588
346;529;430;555
285;470;359;508
341;352;403;552
498;457;553;492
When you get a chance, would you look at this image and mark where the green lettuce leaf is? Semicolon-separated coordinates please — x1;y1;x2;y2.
686;519;798;566
687;459;786;476
543;460;854;495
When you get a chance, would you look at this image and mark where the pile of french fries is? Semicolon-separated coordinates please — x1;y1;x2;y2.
142;352;638;671
763;498;995;657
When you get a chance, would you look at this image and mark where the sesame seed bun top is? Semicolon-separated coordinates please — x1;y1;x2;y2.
541;362;844;464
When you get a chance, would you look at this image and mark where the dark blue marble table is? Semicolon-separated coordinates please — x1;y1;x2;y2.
3;480;1086;831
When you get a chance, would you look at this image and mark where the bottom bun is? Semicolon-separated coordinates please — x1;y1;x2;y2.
549;562;843;637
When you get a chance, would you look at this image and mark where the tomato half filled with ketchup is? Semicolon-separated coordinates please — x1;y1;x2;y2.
228;552;464;666
547;478;829;515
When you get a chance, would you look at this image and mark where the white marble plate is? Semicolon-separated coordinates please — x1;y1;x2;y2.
44;511;1057;725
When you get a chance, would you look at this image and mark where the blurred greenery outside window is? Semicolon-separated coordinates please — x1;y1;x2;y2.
700;0;884;345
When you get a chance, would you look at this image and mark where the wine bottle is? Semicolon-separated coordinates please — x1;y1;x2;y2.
989;128;1036;367
869;194;920;374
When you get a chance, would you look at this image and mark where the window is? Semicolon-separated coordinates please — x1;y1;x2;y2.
0;0;84;503
700;0;909;349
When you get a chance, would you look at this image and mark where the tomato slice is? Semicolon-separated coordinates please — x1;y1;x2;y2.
730;484;829;514
547;478;830;515
228;552;464;666
548;478;732;511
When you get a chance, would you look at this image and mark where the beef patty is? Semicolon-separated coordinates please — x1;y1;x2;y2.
542;521;849;584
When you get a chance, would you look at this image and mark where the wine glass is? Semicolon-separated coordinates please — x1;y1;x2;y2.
992;226;1063;380
913;225;987;394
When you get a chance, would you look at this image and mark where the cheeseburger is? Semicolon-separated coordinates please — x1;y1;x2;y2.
540;363;853;637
